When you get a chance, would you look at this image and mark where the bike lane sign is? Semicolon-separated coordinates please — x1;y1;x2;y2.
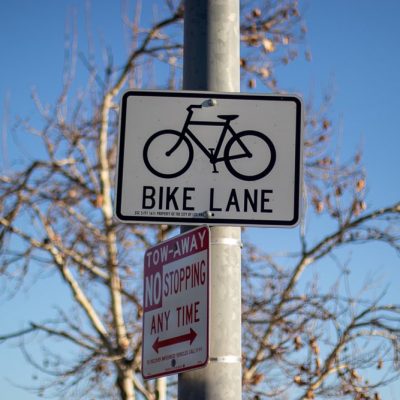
115;90;303;227
142;226;209;379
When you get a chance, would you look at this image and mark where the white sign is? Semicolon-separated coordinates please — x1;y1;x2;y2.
142;226;209;379
115;90;303;227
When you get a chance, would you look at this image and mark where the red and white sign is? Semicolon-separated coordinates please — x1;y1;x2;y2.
142;226;210;379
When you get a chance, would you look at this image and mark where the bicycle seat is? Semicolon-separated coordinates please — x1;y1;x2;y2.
217;114;239;121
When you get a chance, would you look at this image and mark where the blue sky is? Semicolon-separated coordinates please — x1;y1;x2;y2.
1;1;400;399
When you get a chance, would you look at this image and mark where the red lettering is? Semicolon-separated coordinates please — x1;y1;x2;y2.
176;301;200;327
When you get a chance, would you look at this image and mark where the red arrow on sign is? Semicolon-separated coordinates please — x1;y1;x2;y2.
153;328;197;353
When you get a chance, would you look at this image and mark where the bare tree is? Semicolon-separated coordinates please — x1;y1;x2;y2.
1;1;399;399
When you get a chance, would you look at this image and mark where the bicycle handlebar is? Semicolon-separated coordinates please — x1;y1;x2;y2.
187;99;218;111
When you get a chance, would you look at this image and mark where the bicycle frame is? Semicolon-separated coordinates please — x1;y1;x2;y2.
166;105;251;165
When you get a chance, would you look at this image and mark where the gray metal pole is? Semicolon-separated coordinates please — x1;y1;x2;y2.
179;1;242;399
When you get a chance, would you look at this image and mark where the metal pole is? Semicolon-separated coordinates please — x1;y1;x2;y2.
179;1;242;399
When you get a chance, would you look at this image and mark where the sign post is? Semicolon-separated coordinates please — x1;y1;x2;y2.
142;226;210;379
179;1;243;399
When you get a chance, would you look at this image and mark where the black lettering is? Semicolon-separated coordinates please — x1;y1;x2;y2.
183;187;195;210
209;188;222;211
226;189;240;212
194;301;200;322
244;189;257;212
261;189;273;212
166;187;179;210
159;186;163;209
142;186;156;209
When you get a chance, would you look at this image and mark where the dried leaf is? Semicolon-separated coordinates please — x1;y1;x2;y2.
96;194;104;208
245;34;260;46
318;157;332;166
262;38;275;53
268;79;277;89
294;335;303;350
322;119;330;130
292;8;300;17
310;337;320;355
263;21;273;31
294;375;305;385
68;189;78;198
318;134;327;142
248;78;256;89
300;364;309;372
259;67;270;78
352;200;366;216
312;197;324;213
351;369;361;381
252;373;264;384
356;178;366;192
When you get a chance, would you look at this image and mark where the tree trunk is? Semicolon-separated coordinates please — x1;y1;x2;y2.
117;367;135;400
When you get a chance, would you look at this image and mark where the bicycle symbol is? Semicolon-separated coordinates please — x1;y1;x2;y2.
143;102;276;181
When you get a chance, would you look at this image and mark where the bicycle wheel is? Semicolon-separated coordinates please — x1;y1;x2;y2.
143;130;194;179
224;130;276;181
